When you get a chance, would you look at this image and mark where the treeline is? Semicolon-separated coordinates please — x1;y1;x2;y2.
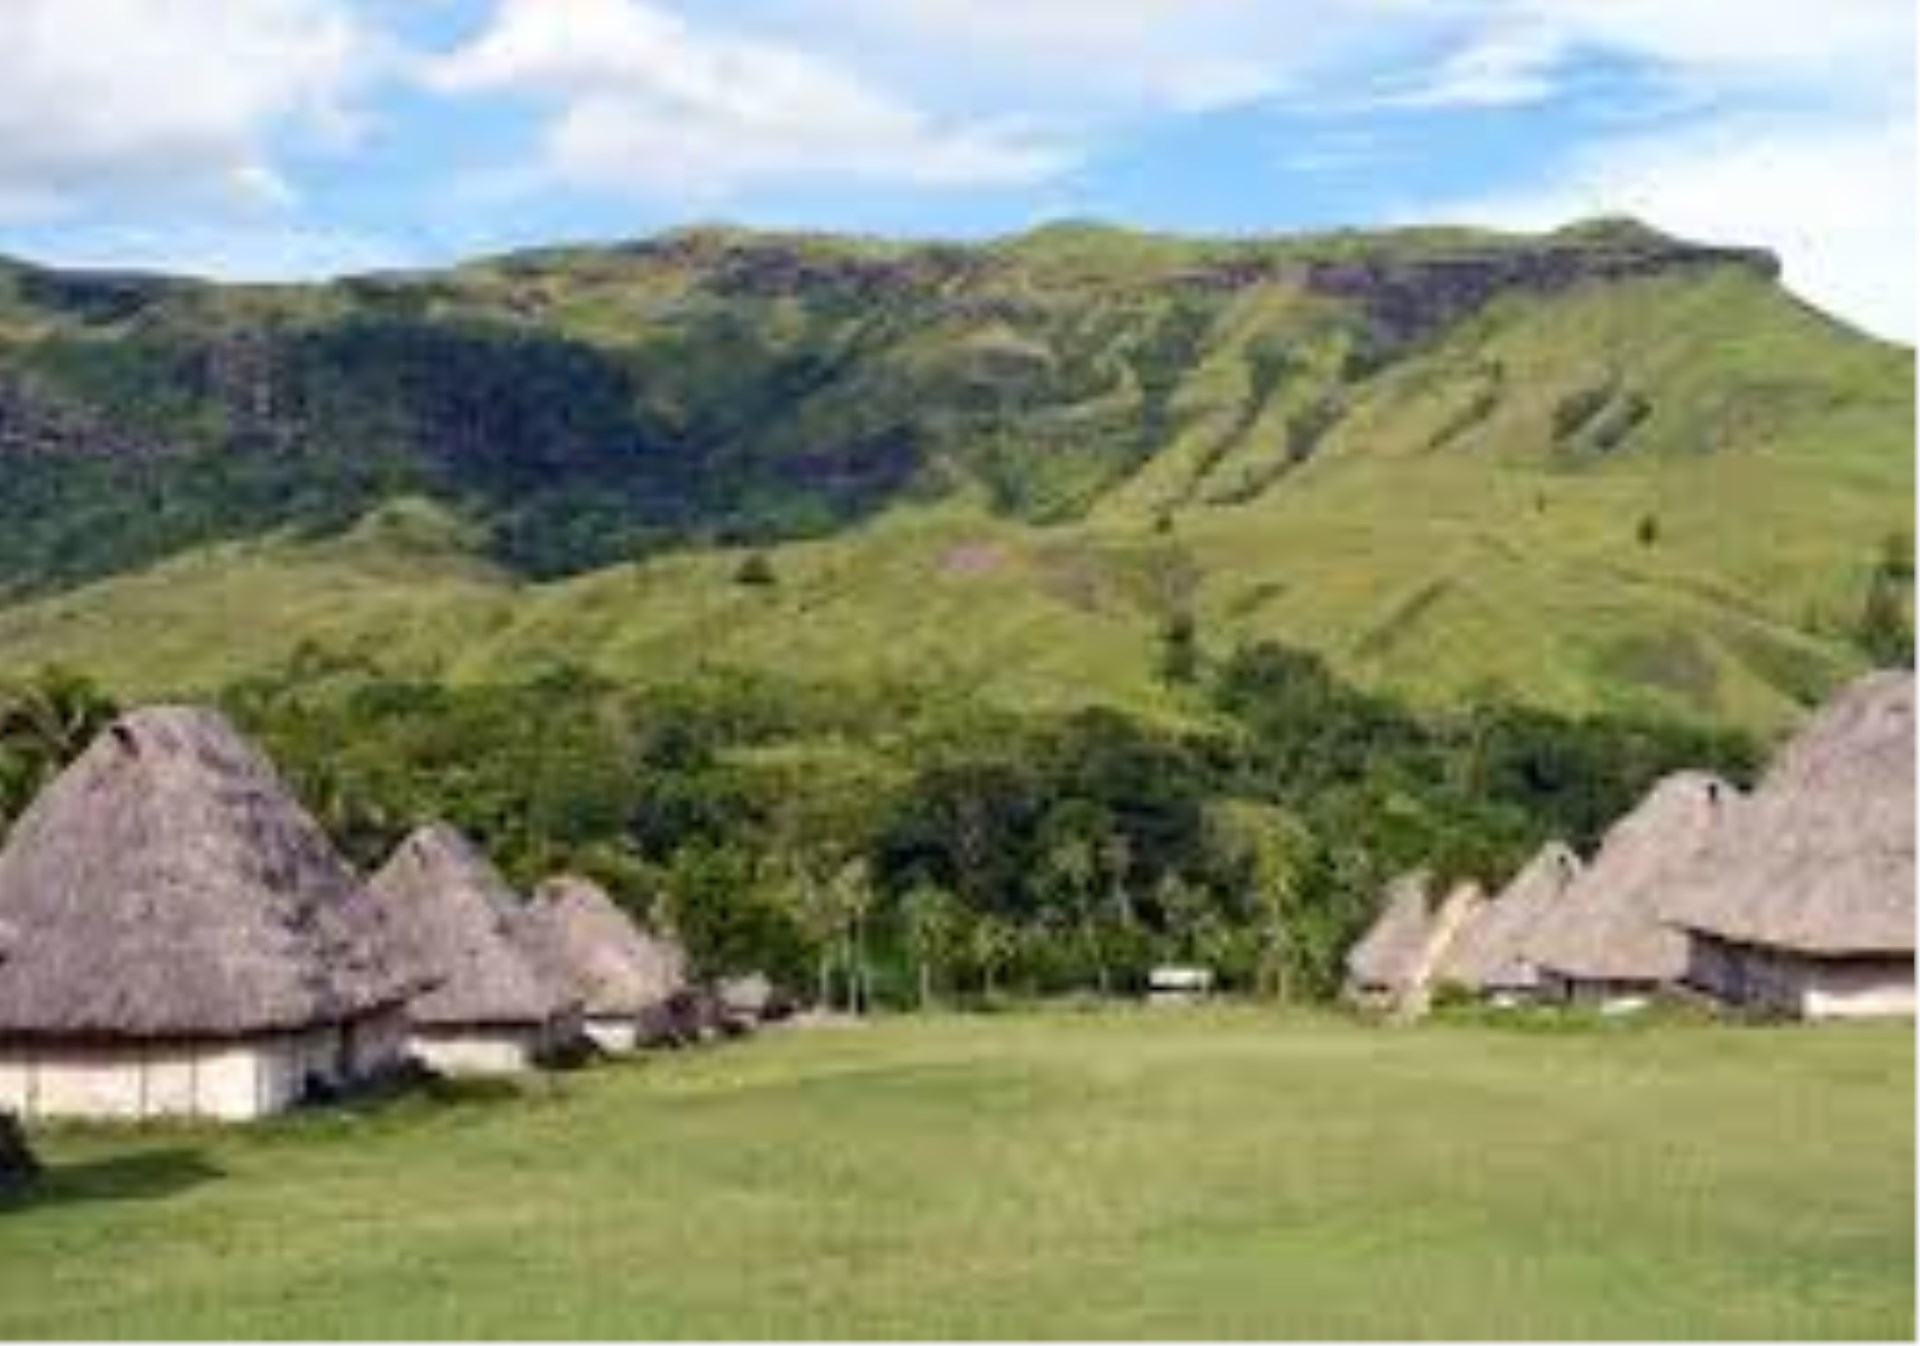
208;644;1758;1005
0;649;1756;1006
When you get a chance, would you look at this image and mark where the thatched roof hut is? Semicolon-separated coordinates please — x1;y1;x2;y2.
1345;871;1436;1001
0;706;412;1119
1345;873;1483;1011
1665;672;1914;956
1525;771;1738;997
368;825;581;1073
1438;842;1583;997
516;875;687;1052
1661;672;1914;1017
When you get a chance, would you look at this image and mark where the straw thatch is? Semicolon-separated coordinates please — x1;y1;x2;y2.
367;825;579;1029
516;875;687;1018
1438;843;1583;994
1525;771;1738;988
1345;871;1436;996
1662;671;1915;956
0;706;410;1040
1345;873;1485;1013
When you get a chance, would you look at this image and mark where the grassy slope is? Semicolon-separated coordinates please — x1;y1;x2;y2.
0;267;1905;737
0;1012;1910;1339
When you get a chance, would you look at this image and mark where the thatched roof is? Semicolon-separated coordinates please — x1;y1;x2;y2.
367;825;579;1029
516;875;687;1017
1439;842;1582;993
1662;671;1915;956
0;706;410;1041
1346;871;1437;992
1525;772;1738;984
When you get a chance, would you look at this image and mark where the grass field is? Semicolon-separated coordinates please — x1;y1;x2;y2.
0;1011;1910;1339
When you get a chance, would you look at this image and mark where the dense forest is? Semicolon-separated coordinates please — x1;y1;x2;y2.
0;645;1756;1008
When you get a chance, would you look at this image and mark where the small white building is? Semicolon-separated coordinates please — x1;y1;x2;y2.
369;825;583;1075
0;707;412;1121
1662;672;1915;1020
1146;967;1215;1006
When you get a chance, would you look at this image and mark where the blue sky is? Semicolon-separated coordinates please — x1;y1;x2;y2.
0;1;1911;337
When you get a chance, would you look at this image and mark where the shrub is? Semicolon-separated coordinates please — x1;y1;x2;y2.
734;552;778;587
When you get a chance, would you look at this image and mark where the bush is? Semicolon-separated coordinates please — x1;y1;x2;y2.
734;552;778;587
1157;612;1200;685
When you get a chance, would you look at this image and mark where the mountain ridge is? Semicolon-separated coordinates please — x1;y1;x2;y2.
0;216;1908;734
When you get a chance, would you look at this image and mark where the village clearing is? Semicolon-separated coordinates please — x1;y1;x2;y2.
0;1009;1910;1340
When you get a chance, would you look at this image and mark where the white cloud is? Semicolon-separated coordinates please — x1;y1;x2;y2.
13;222;411;282
1419;114;1917;341
1502;0;1913;87
1385;0;1914;110
803;0;1433;115
1372;20;1568;109
0;0;377;221
428;0;1068;200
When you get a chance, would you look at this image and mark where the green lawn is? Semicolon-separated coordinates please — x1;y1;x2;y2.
0;1011;1911;1339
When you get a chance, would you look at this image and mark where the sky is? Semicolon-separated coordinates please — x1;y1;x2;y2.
0;0;1911;339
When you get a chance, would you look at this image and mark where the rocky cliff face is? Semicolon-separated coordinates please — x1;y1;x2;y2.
1296;236;1779;348
0;377;156;460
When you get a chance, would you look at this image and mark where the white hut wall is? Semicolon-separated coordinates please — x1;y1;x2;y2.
409;1027;545;1076
0;1025;371;1122
583;1016;640;1054
1800;958;1915;1019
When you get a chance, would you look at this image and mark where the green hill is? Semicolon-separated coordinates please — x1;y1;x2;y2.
0;219;1909;732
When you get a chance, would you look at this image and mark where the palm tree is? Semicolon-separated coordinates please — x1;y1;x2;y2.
778;856;840;1011
1040;832;1109;995
0;667;117;822
968;914;1018;1002
830;858;876;1015
901;882;960;1010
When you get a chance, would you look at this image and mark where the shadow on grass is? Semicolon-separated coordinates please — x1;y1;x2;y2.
0;1147;222;1213
255;1070;574;1143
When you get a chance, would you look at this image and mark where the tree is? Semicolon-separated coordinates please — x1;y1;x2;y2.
968;914;1019;1001
1039;832;1103;993
1157;611;1200;685
1858;530;1915;667
0;667;118;825
775;854;838;1010
1882;528;1916;581
900;881;961;1010
829;858;877;1015
660;842;809;986
1154;871;1209;963
1636;513;1661;548
1204;801;1307;1001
